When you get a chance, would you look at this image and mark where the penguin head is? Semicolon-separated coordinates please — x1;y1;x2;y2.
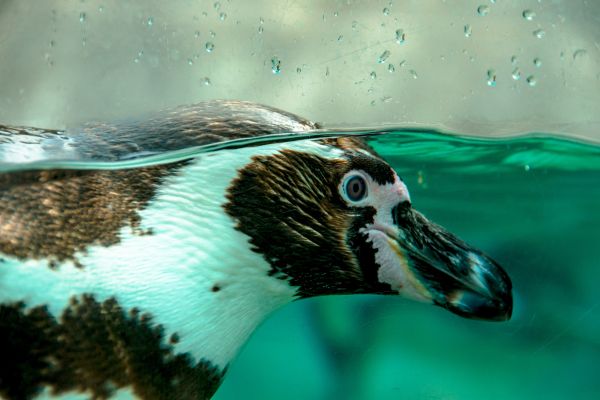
225;137;512;321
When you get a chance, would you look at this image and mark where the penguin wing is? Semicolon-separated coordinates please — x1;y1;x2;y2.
0;100;319;165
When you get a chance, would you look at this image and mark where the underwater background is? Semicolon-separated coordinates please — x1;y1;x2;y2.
1;0;599;399
213;131;600;399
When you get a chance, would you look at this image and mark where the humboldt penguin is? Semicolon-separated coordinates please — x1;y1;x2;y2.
0;100;512;400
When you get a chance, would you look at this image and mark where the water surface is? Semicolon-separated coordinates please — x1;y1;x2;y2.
2;129;599;399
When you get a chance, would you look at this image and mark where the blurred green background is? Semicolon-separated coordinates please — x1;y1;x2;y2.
0;1;599;399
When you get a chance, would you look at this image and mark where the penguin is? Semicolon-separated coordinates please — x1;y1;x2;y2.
0;100;512;400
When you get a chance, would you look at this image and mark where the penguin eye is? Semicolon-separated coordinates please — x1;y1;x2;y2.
344;175;367;202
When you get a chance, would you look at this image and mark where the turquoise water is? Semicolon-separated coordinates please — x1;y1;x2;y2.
2;130;599;399
213;132;600;400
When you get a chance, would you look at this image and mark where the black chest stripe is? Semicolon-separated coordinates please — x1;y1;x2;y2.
0;295;225;400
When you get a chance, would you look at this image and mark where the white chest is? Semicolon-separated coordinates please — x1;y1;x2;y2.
0;140;341;369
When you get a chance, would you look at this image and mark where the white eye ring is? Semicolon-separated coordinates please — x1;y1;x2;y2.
343;175;368;202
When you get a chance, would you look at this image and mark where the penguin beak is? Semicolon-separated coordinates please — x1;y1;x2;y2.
388;204;513;321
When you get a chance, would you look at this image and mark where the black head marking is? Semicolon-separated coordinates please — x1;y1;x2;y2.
225;148;395;297
346;206;394;294
347;154;395;185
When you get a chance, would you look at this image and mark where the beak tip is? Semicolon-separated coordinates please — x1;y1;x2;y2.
445;282;513;322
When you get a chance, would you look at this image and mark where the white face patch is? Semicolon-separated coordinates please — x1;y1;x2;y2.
338;169;410;224
339;168;431;302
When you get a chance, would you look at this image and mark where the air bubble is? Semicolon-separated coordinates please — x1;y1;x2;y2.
464;24;472;37
377;50;390;64
395;29;405;44
98;5;104;12
573;49;587;60
271;57;281;74
522;10;536;20
477;5;490;16
205;42;215;52
487;69;497;87
512;68;521;80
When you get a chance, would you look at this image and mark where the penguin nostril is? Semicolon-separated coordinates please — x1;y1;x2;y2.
392;201;411;225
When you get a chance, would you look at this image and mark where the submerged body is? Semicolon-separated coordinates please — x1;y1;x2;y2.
0;101;512;399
